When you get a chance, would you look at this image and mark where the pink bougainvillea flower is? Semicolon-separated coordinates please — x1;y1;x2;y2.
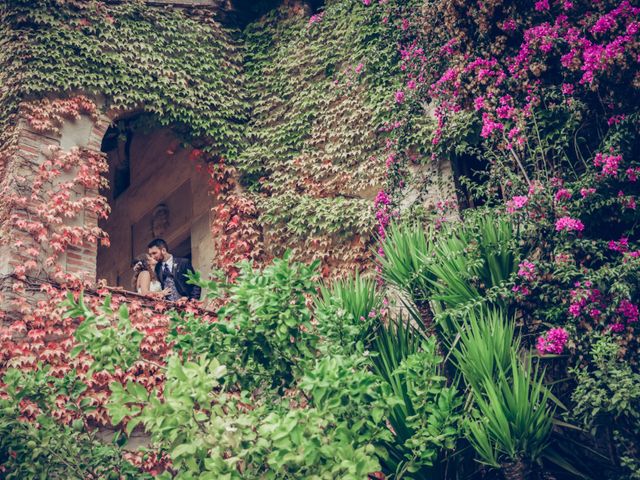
626;168;640;182
609;323;625;332
480;113;504;138
554;188;572;202
506;195;528;213
374;190;391;206
555;216;584;232
517;260;537;281
512;285;530;296
502;18;517;32
534;0;550;11
617;299;639;323
594;153;622;176
537;327;569;355
608;237;629;253
308;12;324;24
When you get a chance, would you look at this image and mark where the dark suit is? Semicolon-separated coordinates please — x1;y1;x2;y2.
155;256;201;300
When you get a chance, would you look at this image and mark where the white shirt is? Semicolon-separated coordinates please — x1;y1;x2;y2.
163;255;174;273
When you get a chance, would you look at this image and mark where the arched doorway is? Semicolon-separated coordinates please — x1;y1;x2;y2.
96;116;214;290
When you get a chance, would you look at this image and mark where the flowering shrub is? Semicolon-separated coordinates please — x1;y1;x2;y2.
360;0;640;478
0;0;638;478
537;327;570;355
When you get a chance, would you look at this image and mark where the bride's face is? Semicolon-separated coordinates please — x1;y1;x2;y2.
147;254;158;269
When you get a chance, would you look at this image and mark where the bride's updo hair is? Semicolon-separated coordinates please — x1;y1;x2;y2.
131;254;153;290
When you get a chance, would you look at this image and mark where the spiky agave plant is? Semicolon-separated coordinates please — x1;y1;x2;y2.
377;221;436;327
314;272;382;351
425;212;520;337
465;353;554;480
370;312;422;444
449;308;519;392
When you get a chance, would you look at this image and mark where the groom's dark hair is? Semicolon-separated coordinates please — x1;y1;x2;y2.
148;238;169;250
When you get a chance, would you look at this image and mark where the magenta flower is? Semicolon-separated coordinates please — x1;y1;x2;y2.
626;168;640;182
506;195;528;213
537;327;569;355
609;323;625;333
580;188;596;198
591;14;617;35
555;216;584;232
517;260;537;281
617;299;639;323
607;114;626;126
594;153;622;176
374;190;391;207
554;188;572;202
534;0;550;11
589;308;602;319
395;90;405;104
608;237;629;253
561;83;575;95
502;18;517;32
481;113;504;138
308;12;324;24
512;285;530;296
568;303;582;317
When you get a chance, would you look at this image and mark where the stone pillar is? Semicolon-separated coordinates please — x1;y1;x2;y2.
0;102;110;319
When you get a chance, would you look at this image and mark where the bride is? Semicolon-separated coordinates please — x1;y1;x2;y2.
132;254;168;297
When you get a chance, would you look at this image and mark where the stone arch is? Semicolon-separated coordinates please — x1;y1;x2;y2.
0;97;216;298
96;111;215;289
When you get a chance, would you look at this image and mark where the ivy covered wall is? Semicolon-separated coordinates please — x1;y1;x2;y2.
0;0;442;279
238;1;406;272
0;0;246;156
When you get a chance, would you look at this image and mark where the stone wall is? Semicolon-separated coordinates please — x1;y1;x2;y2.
0;112;109;282
0;104;217;317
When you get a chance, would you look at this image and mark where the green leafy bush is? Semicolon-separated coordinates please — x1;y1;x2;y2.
571;335;640;479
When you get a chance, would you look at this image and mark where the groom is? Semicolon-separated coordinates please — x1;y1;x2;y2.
147;238;201;301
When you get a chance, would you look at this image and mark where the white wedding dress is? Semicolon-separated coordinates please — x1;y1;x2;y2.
138;279;162;294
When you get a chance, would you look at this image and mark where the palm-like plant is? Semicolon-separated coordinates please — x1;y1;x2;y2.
474;213;518;288
370;313;422;444
318;272;382;322
424;212;520;339
426;229;482;311
314;272;382;351
465;353;554;480
427;213;518;309
450;308;519;392
377;221;436;327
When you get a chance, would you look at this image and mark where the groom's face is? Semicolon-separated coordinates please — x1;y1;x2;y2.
148;246;167;262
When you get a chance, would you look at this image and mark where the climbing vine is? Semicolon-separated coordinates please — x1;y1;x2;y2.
239;1;407;273
0;0;246;157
